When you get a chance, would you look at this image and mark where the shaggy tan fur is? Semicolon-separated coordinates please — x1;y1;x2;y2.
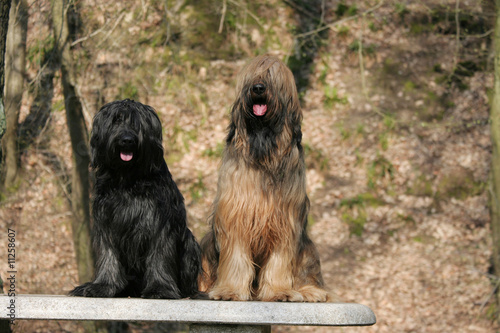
200;54;329;302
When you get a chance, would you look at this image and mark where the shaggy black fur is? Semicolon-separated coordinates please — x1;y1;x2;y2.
69;99;201;299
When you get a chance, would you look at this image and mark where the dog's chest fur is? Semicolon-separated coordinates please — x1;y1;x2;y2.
93;179;166;265
214;158;305;258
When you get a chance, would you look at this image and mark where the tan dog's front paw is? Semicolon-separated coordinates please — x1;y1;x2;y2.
209;286;251;301
297;285;329;302
257;286;304;302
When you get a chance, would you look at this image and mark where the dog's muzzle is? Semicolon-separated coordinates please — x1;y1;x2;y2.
117;134;137;162
251;84;267;116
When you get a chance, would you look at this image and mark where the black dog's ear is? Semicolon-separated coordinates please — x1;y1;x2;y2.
146;106;163;143
135;103;165;172
90;106;106;169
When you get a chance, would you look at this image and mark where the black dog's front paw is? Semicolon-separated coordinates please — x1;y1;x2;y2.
69;282;117;298
142;285;181;299
69;282;92;296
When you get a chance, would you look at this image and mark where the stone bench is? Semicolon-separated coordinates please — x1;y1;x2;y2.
1;294;376;332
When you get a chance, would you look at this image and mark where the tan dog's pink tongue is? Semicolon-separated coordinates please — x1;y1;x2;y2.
253;104;267;116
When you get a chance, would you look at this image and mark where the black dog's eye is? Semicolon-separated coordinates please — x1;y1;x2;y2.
113;113;124;124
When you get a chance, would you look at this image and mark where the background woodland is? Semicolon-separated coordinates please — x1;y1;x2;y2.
0;0;498;332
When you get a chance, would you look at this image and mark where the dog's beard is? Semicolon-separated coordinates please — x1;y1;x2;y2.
108;131;139;166
97;122;142;169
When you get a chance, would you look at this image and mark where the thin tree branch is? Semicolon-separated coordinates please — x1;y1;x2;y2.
463;29;493;39
218;0;227;34
96;12;126;48
227;0;264;28
453;0;460;67
359;14;367;100
71;23;107;47
164;0;171;44
295;0;385;39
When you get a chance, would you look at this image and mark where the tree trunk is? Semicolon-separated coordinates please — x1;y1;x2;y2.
2;0;27;188
0;2;13;332
18;47;57;150
51;0;94;284
0;0;11;140
491;0;500;322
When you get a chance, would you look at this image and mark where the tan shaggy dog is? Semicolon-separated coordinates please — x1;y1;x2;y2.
199;54;329;302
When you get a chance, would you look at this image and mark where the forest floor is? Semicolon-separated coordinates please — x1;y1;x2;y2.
1;0;499;332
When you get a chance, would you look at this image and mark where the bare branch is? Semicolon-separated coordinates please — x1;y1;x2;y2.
358;15;367;100
227;0;264;28
295;0;385;39
71;24;107;47
218;0;227;34
96;12;126;48
453;0;460;68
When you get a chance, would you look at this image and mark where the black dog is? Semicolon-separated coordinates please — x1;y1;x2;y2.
69;99;201;299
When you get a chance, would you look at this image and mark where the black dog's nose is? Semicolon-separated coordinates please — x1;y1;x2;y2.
119;135;136;147
252;84;266;95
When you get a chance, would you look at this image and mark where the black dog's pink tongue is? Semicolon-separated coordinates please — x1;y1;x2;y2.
120;152;133;162
253;104;267;116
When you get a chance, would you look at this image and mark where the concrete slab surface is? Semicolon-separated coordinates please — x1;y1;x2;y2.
1;294;376;326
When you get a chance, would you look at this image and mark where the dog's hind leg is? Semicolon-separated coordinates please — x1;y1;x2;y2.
293;234;330;302
199;230;218;292
179;229;202;298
